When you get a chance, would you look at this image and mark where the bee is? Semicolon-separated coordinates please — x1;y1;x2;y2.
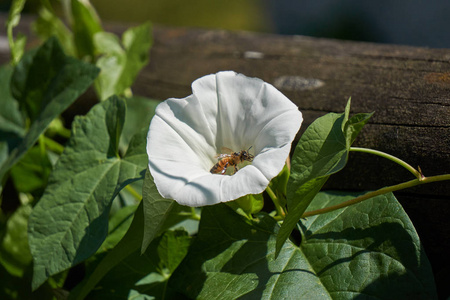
210;147;254;175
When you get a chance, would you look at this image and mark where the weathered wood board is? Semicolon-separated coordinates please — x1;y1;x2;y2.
1;15;449;298
137;27;450;196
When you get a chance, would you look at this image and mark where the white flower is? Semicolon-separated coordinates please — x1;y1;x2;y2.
146;71;303;207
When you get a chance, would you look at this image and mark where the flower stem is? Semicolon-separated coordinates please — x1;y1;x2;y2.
190;207;201;221
177;208;201;220
266;186;285;218
302;174;450;218
349;147;422;180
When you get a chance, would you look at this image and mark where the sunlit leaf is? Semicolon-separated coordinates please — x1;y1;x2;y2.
227;193;264;217
345;112;374;146
33;7;76;57
71;0;102;59
172;193;437;299
94;23;152;100
277;100;372;257
28;96;147;290
277;112;348;257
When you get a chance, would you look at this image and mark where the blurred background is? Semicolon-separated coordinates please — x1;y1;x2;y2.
2;0;450;48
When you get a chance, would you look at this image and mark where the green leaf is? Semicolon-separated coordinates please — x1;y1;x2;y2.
68;202;145;300
33;7;76;57
0;65;25;175
120;96;160;152
10;146;52;194
172;194;437;299
227;194;264;217
0;37;99;189
80;229;190;300
0;66;24;134
94;23;152;100
286;112;348;206
141;169;177;253
268;163;290;207
156;229;191;274
0;204;33;277
277;100;373;257
345;112;374;146
278;112;348;257
119;23;152;92
28;96;148;290
71;0;103;59
70;187;193;300
96;204;138;253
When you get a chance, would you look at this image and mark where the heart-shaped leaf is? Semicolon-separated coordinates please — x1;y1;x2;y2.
28;96;147;290
171;192;437;299
141;169;179;253
277;100;372;256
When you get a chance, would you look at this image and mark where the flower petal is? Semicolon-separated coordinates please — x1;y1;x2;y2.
147;71;302;206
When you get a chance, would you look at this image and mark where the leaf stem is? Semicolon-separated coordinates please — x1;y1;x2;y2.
125;184;142;201
42;136;65;154
302;174;450;218
57;126;72;139
350;147;422;179
266;186;285;218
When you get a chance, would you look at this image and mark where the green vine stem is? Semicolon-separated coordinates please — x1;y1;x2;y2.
302;174;450;218
177;208;201;221
125;184;142;201
350;147;423;180
266;186;285;218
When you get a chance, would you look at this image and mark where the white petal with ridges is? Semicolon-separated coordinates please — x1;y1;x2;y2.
147;71;302;206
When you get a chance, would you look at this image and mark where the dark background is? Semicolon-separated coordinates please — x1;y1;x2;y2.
2;0;450;48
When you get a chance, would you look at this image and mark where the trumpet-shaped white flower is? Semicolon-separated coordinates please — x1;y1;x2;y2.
146;71;303;207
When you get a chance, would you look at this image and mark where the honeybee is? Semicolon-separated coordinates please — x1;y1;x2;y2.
210;147;254;175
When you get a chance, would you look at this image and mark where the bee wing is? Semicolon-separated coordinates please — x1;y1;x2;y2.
215;153;232;159
214;147;234;160
220;147;234;154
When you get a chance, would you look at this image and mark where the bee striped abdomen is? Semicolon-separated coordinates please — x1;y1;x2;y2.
210;158;234;174
210;148;254;175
